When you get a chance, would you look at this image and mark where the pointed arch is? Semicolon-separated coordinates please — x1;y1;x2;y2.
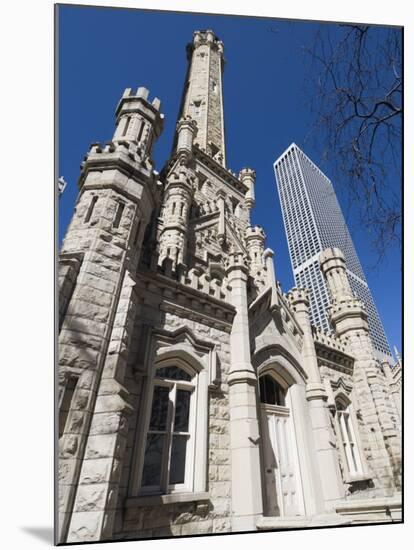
255;345;308;387
154;346;205;375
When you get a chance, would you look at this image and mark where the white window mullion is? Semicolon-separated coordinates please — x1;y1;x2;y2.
165;384;177;489
344;413;358;474
339;412;356;476
185;384;196;491
347;411;363;474
137;362;205;497
162;384;176;492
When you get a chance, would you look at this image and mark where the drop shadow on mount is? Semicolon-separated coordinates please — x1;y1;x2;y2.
20;526;54;544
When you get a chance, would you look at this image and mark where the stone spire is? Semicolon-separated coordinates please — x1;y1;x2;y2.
178;30;226;166
319;247;369;340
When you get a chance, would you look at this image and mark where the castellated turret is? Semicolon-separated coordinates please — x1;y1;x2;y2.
158;167;196;270
175;115;198;163
245;225;266;275
113;86;164;157
319;247;369;339
238;168;256;213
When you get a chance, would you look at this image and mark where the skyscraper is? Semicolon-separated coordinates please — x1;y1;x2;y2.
274;143;392;361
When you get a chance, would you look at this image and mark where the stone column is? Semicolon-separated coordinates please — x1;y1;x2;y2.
263;248;276;288
158;167;195;271
216;189;226;246
287;288;345;510
245;226;265;274
238;168;256;215
225;252;263;531
175;115;198;162
319;248;401;492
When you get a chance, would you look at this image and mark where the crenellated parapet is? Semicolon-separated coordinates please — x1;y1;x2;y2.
80;140;160;190
78;86;164;209
245;225;266;244
326;297;369;338
287;286;310;307
192;29;224;56
224;251;249;282
186;266;231;301
312;326;350;355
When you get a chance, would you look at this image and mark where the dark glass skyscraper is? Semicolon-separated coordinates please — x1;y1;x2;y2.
274;143;392;361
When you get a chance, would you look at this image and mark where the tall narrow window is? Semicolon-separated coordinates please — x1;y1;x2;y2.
84;195;98;223
137;121;145;143
59;375;78;438
140;365;194;494
193;100;202;117
146;133;153;153
113;201;125;229
122;116;131;136
335;400;363;477
133;221;141;247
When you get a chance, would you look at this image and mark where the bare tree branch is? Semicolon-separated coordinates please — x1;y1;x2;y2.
303;24;402;265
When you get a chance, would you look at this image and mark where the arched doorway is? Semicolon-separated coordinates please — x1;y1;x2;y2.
259;372;305;517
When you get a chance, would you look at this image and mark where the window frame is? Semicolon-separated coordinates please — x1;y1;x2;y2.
333;396;365;481
131;354;208;498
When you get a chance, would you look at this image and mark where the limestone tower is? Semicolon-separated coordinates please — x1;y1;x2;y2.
176;29;226;164
58;29;401;544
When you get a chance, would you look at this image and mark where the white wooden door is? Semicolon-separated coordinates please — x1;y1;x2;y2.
261;401;304;517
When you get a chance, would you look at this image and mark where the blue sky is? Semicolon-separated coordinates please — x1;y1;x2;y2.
58;4;402;354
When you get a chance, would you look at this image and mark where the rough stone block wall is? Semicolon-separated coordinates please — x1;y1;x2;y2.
113;303;233;539
58;181;139;541
352;363;396;493
185;45;209;149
